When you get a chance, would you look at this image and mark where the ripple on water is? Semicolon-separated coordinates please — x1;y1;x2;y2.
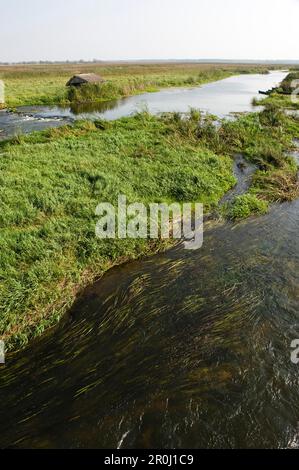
0;196;299;448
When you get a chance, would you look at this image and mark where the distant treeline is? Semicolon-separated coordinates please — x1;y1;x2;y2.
1;59;299;66
0;60;105;65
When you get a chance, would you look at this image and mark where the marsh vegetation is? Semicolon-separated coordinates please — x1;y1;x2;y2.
1;87;298;350
0;62;272;108
256;71;299;110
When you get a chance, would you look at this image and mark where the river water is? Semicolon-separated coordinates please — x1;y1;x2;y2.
0;70;288;140
0;71;299;449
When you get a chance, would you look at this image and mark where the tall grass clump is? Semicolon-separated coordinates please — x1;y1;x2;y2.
259;104;286;128
252;169;299;202
227;194;269;220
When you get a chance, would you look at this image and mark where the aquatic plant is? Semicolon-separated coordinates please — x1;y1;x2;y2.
227;194;269;220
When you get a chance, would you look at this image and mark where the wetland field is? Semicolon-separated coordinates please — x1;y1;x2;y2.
1;61;299;450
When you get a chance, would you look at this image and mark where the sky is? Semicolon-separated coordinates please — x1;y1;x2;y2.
0;0;299;62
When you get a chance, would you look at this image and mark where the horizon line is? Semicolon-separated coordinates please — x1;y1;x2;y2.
1;58;299;66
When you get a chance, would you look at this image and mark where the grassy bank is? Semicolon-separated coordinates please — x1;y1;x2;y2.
256;71;299;110
0;112;237;351
0;62;271;107
1;105;299;352
160;106;299;217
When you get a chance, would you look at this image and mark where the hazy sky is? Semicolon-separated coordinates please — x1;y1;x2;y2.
1;0;298;62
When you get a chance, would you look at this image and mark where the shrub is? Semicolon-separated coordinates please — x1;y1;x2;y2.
259;104;286;127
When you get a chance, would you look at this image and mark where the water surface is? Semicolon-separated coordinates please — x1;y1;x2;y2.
0;197;299;449
0;71;298;449
0;71;288;140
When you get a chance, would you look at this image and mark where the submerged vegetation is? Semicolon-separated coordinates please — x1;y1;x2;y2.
0;65;299;351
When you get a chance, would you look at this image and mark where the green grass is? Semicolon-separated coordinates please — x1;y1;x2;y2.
258;93;299;110
196;105;298;168
277;72;299;94
0;62;272;107
164;105;299;214
226;194;269;220
0;113;236;351
1;65;299;352
255;71;299;110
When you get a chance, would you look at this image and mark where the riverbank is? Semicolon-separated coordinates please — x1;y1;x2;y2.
255;71;299;110
0;63;271;108
1;102;299;352
1;112;236;351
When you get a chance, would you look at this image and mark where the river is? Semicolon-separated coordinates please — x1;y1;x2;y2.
0;70;288;140
0;71;298;449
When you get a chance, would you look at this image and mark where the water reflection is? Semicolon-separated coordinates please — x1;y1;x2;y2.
0;71;288;140
69;99;122;115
